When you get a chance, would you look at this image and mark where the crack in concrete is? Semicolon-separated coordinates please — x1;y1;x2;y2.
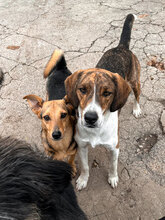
1;1;165;219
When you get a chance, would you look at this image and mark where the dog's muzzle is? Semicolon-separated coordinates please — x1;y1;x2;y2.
84;111;98;128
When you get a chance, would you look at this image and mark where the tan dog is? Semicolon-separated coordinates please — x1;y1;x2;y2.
24;50;77;176
65;14;141;190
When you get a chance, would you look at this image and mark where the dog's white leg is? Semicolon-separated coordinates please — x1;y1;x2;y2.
76;145;89;191
108;148;119;188
133;99;142;118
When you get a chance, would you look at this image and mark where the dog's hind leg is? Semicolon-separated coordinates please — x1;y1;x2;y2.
76;145;89;191
132;81;142;118
130;55;142;118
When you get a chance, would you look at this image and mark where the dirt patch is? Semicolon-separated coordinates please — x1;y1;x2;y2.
138;14;149;18
136;133;158;153
7;45;20;50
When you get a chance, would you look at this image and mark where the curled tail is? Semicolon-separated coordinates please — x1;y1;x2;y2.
44;49;66;78
118;14;136;49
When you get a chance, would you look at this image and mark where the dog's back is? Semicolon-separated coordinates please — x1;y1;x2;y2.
0;137;87;220
96;14;138;80
44;50;72;100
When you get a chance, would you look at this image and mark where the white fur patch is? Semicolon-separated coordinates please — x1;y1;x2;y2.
76;174;88;191
133;100;142;118
133;14;137;20
75;110;118;149
108;176;119;188
79;86;103;128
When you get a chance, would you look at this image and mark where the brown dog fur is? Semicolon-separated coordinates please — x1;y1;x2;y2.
24;96;77;176
24;50;77;176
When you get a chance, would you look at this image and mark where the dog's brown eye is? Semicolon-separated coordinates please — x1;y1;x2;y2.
79;87;87;94
102;91;112;97
61;113;67;119
44;115;50;121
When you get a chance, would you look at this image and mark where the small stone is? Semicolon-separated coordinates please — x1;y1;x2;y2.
92;159;99;168
139;145;143;149
121;191;125;196
129;199;136;208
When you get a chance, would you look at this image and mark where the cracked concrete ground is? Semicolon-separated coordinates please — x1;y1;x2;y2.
0;0;165;219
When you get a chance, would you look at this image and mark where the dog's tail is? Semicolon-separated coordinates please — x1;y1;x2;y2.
118;14;136;49
44;49;66;78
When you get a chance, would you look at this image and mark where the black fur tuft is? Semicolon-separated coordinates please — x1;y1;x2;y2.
54;55;67;71
47;56;72;101
0;137;87;220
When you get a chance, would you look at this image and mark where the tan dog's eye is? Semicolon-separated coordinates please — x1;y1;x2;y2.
44;115;50;121
102;91;112;97
79;87;87;94
61;113;67;119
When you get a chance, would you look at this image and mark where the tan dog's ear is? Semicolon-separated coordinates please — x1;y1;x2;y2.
23;95;44;118
63;96;75;116
110;73;131;112
67;103;76;116
64;70;83;109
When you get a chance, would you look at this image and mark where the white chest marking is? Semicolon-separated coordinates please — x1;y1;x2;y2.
75;110;118;150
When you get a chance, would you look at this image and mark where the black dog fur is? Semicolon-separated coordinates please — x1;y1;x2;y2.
96;14;137;80
46;54;72;101
0;137;87;220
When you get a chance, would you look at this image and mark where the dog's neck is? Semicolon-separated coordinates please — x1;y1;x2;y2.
75;110;118;149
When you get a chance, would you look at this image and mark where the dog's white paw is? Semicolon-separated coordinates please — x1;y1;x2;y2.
133;102;142;118
108;175;119;188
76;175;88;191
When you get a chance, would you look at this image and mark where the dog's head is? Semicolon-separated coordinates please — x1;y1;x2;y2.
24;95;74;141
65;68;131;128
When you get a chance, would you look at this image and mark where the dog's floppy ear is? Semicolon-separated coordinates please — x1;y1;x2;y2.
110;73;131;112
65;70;83;109
23;95;44;118
66;102;75;116
44;49;66;78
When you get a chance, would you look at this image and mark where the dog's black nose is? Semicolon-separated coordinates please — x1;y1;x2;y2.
52;131;61;140
84;111;98;126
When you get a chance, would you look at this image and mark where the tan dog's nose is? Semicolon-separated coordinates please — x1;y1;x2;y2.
52;131;61;140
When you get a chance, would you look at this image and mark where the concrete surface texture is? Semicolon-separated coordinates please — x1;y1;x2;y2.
0;0;165;219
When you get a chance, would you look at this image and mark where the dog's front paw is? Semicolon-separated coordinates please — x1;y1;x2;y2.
76;174;88;191
133;102;142;118
108;175;119;188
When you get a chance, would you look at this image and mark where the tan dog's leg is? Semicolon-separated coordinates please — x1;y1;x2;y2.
68;152;77;177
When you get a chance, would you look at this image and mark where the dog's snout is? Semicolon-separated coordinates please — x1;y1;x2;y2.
52;131;61;140
84;111;98;126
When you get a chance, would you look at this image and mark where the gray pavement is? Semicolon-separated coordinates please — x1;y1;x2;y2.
0;0;165;219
